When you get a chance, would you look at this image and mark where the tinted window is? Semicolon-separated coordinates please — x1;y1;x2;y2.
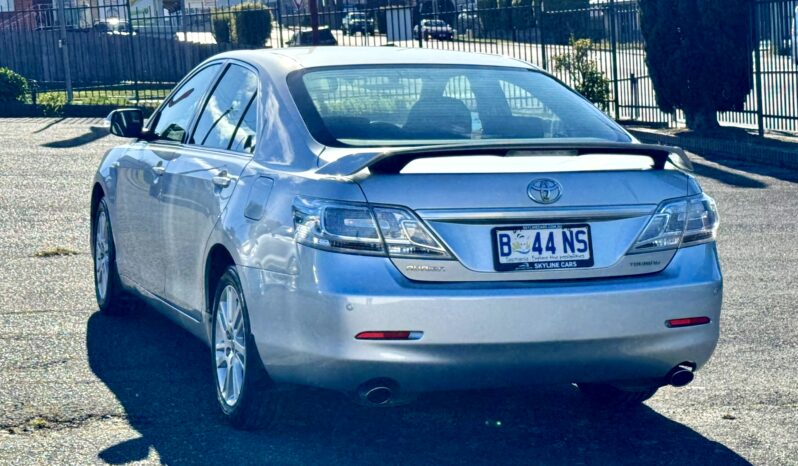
289;66;630;147
152;64;220;142
192;64;258;151
229;98;258;154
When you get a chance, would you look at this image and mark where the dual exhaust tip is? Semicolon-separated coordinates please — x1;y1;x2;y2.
358;364;695;406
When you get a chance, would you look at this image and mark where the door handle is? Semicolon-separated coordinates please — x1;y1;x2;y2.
212;170;231;188
151;164;165;176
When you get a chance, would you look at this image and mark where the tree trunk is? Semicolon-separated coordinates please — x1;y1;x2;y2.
684;108;720;132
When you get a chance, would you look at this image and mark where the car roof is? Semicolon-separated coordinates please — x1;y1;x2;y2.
216;47;534;75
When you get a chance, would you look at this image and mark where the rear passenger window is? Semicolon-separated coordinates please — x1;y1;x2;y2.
192;64;258;152
229;99;257;154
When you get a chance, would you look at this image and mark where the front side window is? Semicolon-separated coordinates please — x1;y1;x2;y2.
152;64;220;143
192;64;258;152
288;65;630;147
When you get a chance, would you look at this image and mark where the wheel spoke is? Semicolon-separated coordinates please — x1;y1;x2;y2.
225;289;236;331
223;362;233;401
232;340;246;359
231;363;241;402
215;351;227;368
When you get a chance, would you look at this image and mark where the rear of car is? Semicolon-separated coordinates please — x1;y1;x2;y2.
247;60;722;405
343;12;375;35
418;19;454;40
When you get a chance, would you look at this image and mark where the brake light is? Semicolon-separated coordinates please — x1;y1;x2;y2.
629;193;719;254
293;196;451;259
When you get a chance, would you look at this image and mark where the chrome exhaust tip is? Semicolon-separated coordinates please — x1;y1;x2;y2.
668;364;695;388
358;378;398;406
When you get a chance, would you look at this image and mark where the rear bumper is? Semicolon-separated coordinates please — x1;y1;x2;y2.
239;243;722;393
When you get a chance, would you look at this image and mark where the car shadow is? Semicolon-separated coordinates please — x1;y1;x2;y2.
87;307;751;466
692;161;769;189
40;126;108;149
691;155;798;187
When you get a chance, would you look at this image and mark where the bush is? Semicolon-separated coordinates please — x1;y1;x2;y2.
0;67;29;103
211;13;231;44
554;37;611;110
229;3;272;47
639;0;754;131
38;92;66;117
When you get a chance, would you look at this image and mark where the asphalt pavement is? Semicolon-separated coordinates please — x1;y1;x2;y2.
0;118;796;465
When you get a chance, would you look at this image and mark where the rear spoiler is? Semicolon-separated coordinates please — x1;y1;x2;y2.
316;141;693;176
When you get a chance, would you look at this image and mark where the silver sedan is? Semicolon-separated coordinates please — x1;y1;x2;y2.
93;47;722;429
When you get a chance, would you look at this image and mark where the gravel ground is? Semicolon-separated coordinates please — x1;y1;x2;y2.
0;118;796;465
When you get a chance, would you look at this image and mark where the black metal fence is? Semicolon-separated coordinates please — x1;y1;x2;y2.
1;0;796;135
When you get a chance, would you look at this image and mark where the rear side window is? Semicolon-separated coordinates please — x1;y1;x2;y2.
152;64;220;143
192;64;258;152
229;100;257;154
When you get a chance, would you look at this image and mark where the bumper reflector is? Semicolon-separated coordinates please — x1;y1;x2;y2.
355;331;423;340
666;317;711;328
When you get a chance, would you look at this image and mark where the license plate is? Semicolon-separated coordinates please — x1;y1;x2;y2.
492;224;594;272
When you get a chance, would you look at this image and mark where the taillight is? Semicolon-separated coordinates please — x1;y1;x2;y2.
629;193;719;254
293;196;451;259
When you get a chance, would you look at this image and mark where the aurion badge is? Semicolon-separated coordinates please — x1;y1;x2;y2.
527;178;563;204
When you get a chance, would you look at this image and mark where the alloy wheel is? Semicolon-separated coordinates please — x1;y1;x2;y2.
94;209;110;303
214;284;247;406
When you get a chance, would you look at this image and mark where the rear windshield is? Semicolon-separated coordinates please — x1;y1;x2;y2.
287;65;631;147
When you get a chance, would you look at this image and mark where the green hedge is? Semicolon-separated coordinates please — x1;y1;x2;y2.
0;67;29;103
211;13;232;44
211;3;272;47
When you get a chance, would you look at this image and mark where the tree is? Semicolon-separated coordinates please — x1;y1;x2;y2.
639;0;754;131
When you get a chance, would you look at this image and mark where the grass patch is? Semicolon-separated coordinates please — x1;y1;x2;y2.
28;418;50;430
33;247;80;258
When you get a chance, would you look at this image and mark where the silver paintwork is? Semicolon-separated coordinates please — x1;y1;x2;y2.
93;47;723;397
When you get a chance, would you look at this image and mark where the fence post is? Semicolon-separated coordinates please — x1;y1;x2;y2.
125;0;140;105
56;0;73;103
276;1;284;48
417;3;423;48
536;1;547;70
751;0;765;137
608;0;621;119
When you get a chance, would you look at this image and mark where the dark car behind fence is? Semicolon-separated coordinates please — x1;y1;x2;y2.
0;0;796;135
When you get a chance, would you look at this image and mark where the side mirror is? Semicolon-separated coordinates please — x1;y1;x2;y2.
106;108;144;138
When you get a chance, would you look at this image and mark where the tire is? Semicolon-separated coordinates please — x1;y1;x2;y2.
577;383;659;407
211;266;280;430
92;197;132;314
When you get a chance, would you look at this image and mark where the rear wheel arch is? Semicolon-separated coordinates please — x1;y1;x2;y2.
205;244;237;320
90;183;105;237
